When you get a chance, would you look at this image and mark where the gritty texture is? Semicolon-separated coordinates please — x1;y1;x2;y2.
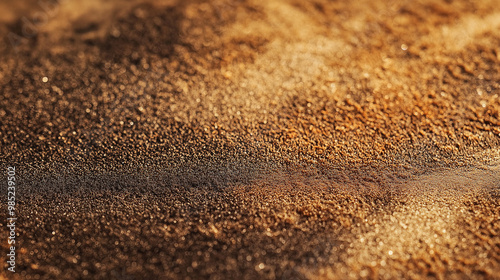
1;0;500;279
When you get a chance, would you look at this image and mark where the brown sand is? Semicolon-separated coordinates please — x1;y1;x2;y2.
1;0;500;279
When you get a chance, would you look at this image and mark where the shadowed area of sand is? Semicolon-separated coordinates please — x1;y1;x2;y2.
1;160;498;279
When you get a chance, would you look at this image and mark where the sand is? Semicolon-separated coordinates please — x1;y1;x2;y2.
1;0;500;279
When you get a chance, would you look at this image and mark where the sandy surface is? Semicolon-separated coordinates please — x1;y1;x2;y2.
1;0;500;279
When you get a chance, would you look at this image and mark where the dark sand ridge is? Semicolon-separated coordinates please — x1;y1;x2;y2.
1;0;500;279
